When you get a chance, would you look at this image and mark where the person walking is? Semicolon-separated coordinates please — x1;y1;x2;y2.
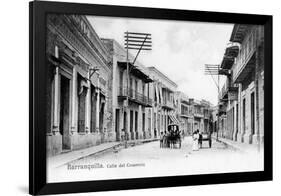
198;131;203;148
160;132;164;148
192;130;199;151
163;131;168;148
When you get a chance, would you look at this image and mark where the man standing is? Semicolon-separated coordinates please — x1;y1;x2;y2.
160;132;164;148
198;131;203;148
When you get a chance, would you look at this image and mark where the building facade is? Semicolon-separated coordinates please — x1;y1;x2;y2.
46;15;114;156
175;92;194;136
147;67;179;137
218;24;264;145
191;99;213;133
101;39;154;141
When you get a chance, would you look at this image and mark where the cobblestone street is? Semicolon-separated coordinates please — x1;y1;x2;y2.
48;136;263;183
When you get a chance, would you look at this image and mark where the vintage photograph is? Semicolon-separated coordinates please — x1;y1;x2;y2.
45;14;264;183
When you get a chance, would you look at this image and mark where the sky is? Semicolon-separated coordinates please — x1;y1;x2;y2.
87;16;233;105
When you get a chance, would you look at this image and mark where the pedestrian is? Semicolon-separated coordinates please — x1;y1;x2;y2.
192;130;199;151
121;128;125;141
163;131;167;148
198;131;203;148
160;132;164;148
154;128;157;138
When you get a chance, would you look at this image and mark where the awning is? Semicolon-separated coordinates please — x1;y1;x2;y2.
168;114;180;125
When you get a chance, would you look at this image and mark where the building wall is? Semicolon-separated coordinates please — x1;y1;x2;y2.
102;39;154;141
221;25;264;145
148;67;178;137
46;15;113;156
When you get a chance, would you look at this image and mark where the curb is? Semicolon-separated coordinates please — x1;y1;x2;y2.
50;143;122;169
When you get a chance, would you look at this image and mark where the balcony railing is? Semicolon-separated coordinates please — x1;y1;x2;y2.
181;111;193;118
162;100;174;109
193;110;204;118
220;78;238;101
118;87;152;106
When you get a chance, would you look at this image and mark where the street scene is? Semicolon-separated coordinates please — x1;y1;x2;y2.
46;14;264;182
48;136;263;182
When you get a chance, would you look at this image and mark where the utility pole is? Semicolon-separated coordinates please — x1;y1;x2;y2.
204;64;220;141
123;31;152;147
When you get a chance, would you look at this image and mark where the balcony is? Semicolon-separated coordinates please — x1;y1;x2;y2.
218;102;227;116
118;87;152;107
193;110;204;118
180;110;193;118
232;26;263;83
220;43;240;70
220;79;238;101
162;100;174;110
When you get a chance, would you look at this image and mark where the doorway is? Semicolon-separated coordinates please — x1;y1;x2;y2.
130;110;134;139
135;111;138;139
123;111;127;140
251;92;255;138
59;75;71;150
115;109;120;141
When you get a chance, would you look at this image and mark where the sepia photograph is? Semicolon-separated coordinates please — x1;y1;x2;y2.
45;13;265;183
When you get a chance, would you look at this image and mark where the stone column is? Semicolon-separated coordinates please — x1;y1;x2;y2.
125;107;130;140
52;46;60;135
243;85;254;144
259;71;264;144
237;84;243;143
144;108;148;139
138;105;143;139
253;46;261;145
132;110;135;140
232;102;237;141
85;72;91;133
70;67;77;135
120;107;124;141
96;74;100;132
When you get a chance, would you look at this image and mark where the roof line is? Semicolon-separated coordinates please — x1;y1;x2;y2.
148;66;178;87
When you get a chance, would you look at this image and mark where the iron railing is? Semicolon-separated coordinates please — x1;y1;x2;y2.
118;87;152;106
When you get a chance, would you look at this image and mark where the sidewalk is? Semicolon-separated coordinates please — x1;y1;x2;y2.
48;138;158;169
215;136;264;154
48;142;121;169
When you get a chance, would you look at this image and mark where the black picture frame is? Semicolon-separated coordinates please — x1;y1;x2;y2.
29;1;273;195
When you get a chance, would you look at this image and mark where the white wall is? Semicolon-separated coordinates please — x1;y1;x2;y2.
0;0;280;196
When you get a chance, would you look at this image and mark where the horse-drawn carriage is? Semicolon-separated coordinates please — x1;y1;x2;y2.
163;124;182;149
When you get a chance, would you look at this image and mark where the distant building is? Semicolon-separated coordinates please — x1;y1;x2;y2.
218;24;264;144
191;99;213;133
147;67;179;137
175;92;194;136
